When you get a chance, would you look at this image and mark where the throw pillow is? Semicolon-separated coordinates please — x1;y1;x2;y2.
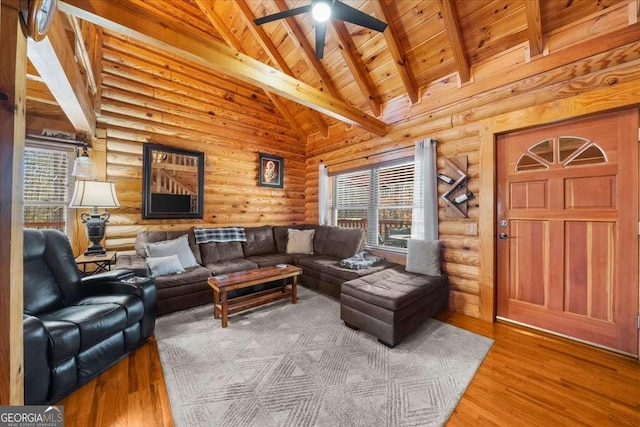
146;255;185;277
144;234;198;269
405;239;441;276
286;228;315;254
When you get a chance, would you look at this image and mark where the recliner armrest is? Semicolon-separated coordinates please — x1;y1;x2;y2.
82;271;150;298
23;315;50;405
82;269;134;284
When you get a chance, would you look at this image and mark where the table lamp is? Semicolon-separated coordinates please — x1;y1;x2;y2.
69;180;120;256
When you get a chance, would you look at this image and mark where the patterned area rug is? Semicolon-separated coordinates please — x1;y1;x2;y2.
155;287;493;427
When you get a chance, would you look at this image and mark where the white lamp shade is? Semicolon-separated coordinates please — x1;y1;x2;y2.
69;181;120;208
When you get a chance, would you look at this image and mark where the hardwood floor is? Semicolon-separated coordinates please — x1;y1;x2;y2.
58;311;639;427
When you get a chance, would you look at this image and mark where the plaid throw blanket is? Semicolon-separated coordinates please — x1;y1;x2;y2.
340;251;385;270
193;227;247;244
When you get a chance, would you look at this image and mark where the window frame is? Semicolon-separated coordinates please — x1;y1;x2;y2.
23;138;75;235
328;157;414;252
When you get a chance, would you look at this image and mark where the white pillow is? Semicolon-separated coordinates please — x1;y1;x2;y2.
144;234;198;269
286;229;315;254
146;255;185;277
405;239;441;276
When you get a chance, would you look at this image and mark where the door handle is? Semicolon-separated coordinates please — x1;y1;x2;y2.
499;233;509;239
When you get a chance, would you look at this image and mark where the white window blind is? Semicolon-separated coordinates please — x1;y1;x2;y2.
23;144;73;234
328;159;414;250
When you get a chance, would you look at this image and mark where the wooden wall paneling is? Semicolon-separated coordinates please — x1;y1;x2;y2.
96;38;308;253
0;0;26;405
306;48;640;319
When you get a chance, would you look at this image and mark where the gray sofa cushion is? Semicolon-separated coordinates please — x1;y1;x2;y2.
134;229;202;265
242;225;277;257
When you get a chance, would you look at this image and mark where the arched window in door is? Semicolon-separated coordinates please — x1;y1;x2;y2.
515;136;606;172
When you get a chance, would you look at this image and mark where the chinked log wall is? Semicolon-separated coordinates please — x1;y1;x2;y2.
304;29;640;319
96;31;307;254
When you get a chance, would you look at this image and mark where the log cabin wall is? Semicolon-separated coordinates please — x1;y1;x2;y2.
304;34;640;320
97;31;306;254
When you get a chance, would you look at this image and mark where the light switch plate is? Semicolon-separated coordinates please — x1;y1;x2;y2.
465;222;478;236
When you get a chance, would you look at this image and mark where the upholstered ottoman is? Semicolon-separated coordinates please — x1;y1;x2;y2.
340;265;448;347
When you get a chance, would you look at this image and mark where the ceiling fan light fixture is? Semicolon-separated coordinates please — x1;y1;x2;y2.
311;2;331;22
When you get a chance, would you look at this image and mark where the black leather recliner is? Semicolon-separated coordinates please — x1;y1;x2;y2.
23;229;157;404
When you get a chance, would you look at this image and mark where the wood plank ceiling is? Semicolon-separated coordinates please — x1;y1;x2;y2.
27;0;634;141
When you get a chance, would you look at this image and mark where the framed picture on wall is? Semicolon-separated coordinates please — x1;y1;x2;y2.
258;153;284;188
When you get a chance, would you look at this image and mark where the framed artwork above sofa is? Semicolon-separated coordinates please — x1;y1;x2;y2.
259;153;284;188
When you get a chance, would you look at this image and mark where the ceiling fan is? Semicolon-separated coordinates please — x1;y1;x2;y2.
254;0;387;59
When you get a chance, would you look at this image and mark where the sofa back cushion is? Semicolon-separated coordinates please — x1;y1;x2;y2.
23;229;82;315
314;226;366;259
242;226;277;257
273;224;318;254
273;224;365;259
135;229;202;265
144;234;198;268
199;241;245;265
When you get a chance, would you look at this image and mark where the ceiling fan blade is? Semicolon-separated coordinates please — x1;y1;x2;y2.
331;1;387;33
254;5;312;26
315;20;327;59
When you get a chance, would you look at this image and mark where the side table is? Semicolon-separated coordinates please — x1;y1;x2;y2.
75;251;117;275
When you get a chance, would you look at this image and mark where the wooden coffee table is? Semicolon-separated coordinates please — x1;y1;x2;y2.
207;265;302;327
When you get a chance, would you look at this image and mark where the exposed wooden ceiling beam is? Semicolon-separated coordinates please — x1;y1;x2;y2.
195;0;243;52
235;0;329;137
372;0;419;104
27;12;96;136
330;21;381;117
66;14;98;95
273;0;342;99
59;0;386;136
438;0;471;83
195;0;307;141
526;0;544;57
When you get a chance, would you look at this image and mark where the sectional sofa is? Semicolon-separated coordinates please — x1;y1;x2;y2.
117;224;449;346
116;224;396;315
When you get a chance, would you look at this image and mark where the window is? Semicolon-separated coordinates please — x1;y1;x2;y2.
23;142;74;234
328;160;414;250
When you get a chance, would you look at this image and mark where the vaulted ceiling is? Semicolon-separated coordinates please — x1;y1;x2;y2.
26;0;636;141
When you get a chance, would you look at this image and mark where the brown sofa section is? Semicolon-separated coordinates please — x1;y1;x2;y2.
116;225;385;315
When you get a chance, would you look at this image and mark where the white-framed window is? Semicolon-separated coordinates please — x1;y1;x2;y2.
327;159;414;251
23;141;74;235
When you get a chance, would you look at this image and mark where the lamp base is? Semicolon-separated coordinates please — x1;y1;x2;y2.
81;211;110;257
84;246;107;256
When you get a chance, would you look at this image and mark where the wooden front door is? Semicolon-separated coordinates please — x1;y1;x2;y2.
497;109;639;355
